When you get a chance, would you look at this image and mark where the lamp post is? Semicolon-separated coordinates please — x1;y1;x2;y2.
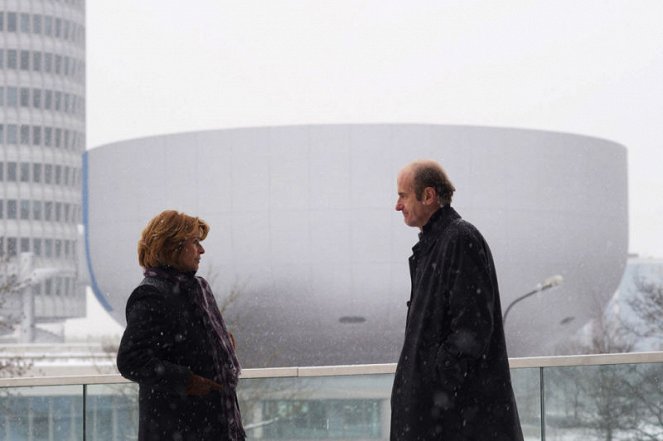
18;252;62;343
502;275;563;324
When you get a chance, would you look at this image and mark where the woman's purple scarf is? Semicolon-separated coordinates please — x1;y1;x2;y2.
144;267;245;440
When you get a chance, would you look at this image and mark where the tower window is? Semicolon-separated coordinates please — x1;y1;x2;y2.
20;200;30;219
33;201;42;220
32;126;42;146
7;50;17;69
33;52;42;72
20;51;30;70
33;15;42;34
7;125;17;144
20;125;30;145
7;162;17;181
33;163;42;183
6;87;17;106
7;238;17;257
20;13;30;33
7;200;17;219
44;53;53;73
7;13;17;33
20;88;30;107
44;16;52;37
33;239;42;256
20;163;30;182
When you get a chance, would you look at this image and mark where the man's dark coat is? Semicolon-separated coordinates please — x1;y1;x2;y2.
391;206;523;441
116;277;229;441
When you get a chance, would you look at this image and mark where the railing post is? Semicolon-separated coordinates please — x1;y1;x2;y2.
540;367;545;441
82;384;87;441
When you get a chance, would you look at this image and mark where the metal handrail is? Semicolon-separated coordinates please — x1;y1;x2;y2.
1;351;662;388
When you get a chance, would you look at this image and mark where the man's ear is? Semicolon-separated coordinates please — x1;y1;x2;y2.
422;187;437;205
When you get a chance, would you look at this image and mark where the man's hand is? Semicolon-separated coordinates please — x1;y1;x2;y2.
186;374;223;396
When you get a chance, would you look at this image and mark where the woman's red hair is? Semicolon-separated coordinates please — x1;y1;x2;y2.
137;210;209;269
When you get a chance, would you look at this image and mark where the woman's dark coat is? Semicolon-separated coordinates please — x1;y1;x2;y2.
391;206;523;441
116;276;231;441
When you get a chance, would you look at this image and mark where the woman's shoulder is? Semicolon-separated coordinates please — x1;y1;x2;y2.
126;281;171;309
139;276;175;293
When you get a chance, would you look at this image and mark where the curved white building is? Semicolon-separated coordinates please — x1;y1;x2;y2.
85;124;628;366
0;1;87;342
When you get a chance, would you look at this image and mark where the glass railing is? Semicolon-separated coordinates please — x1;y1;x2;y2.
1;352;662;441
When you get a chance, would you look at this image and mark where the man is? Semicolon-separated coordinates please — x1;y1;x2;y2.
391;160;523;441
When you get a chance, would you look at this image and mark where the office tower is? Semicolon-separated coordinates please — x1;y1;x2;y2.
0;0;86;342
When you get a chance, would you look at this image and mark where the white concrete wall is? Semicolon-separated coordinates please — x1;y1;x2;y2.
85;124;628;366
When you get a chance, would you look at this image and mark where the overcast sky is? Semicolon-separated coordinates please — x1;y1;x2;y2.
86;0;663;258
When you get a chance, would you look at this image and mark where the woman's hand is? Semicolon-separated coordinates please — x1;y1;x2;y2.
185;374;223;396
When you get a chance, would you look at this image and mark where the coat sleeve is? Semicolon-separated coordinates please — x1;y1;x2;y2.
434;226;497;394
116;286;192;395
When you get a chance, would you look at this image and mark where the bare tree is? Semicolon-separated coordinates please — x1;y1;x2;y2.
547;291;663;441
621;364;663;441
555;293;634;356
203;264;244;319
0;256;33;378
576;365;639;441
204;263;285;368
586;308;634;355
627;276;663;344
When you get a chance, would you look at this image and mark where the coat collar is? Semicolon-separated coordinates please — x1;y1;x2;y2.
412;205;461;255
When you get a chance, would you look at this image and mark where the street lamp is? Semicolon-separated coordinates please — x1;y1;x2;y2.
502;275;563;324
17;253;63;343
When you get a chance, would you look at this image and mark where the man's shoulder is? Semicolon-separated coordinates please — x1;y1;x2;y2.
436;215;486;246
436;210;474;233
451;217;480;234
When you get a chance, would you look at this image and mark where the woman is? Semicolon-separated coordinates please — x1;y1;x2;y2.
117;210;245;441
